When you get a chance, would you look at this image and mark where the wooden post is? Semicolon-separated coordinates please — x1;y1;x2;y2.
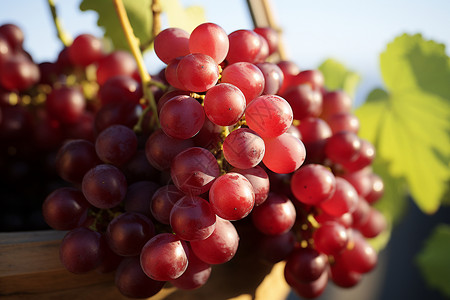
246;0;288;60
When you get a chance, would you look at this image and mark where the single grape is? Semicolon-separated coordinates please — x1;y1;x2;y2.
42;187;90;230
96;50;137;85
330;258;362;288
59;227;106;274
190;216;239;264
221;62;265;104
281;84;322;120
263;133;306;174
297;117;332;144
319;177;358;217
154;27;190;64
203;83;246;126
94;101;142;135
256;62;284;95
55;139;101;185
284;247;328;282
81;164;127;209
339;168;372;198
68;33;104;67
341;139;376;172
170;195;216;241
251;193;296;235
98;75;142;105
46;85;86;125
245;94;293;138
313;221;349;255
223;128;265;169
140;233;189;281
357;207;387;238
0;23;24;50
209;172;255;221
115;256;166;298
226;29;263;64
171;147;220;195
291;69;324;90
324;131;361;165
0;55;40;91
291;164;336;205
335;230;377;274
176;53;219;92
106;212;155;256
189;22;229;64
325;112;360;134
145;128;195;171
320;90;352;120
159;95;205;139
95;124;137;166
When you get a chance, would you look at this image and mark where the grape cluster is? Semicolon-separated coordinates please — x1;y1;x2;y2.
34;21;386;299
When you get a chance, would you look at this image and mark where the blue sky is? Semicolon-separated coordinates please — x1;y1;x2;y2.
1;0;449;105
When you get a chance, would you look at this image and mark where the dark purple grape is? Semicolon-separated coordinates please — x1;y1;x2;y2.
106;212;155;256
95;124;138;166
60;227;106;274
55;139;101;185
151;184;184;224
42;187;90;230
115;256;166;298
124;180;159;217
145;128;195;171
82;164;127;209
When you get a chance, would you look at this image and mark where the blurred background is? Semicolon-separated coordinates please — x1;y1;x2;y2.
1;1;449;299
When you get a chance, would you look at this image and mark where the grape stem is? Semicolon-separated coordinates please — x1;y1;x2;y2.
113;0;160;129
140;0;162;52
47;0;72;47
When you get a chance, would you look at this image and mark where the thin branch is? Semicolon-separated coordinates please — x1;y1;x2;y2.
47;0;72;47
113;0;159;129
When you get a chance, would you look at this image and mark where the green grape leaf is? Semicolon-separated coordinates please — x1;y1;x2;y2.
356;34;450;214
416;224;450;297
80;0;152;51
318;58;361;99
160;0;206;33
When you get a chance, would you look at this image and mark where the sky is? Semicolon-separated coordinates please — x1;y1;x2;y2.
1;0;449;105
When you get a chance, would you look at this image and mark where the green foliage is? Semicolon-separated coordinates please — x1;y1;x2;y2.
416;224;450;297
160;0;206;33
318;58;360;100
80;0;153;51
356;33;450;215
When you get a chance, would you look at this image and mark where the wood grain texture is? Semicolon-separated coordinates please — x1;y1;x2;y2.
0;229;290;300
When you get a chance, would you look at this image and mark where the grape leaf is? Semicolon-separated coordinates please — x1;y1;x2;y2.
80;0;152;51
160;0;206;34
416;224;450;297
356;34;450;214
318;58;361;99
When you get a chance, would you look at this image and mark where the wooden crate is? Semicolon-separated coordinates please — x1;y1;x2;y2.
0;230;290;300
